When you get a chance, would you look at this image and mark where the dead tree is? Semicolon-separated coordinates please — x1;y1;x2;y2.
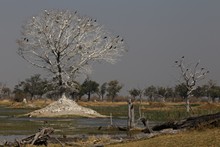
17;9;126;95
175;56;209;113
127;99;135;129
16;128;54;146
151;112;220;131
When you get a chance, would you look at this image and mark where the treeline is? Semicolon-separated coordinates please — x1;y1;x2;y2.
0;74;123;102
0;74;220;102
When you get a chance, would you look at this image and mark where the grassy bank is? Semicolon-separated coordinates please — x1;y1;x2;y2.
9;128;220;147
80;101;220;122
107;128;220;147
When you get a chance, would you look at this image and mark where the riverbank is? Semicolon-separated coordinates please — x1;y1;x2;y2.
107;128;220;147
3;127;220;147
1;99;220;146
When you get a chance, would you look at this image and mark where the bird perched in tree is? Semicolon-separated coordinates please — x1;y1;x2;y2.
44;9;49;15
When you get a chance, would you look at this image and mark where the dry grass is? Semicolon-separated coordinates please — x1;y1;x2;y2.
75;135;111;146
23;135;112;147
199;102;220;110
0;99;54;108
78;101;128;107
0;99;12;106
108;128;220;147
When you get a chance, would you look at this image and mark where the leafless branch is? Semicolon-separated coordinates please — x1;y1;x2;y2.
17;9;126;88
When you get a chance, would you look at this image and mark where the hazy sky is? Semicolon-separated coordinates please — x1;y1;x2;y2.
1;0;220;95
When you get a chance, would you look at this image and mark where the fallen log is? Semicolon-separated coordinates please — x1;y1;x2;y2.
8;127;54;146
151;112;220;131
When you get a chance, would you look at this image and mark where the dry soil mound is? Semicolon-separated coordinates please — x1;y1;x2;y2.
26;95;105;118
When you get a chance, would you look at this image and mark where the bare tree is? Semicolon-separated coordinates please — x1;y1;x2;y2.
17;9;126;95
175;56;209;113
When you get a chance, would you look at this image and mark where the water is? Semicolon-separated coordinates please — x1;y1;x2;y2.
0;106;158;142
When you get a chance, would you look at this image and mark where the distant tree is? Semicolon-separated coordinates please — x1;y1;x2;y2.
129;88;139;100
208;86;220;102
164;87;174;98
175;83;188;99
106;80;122;102
137;88;144;103
192;86;206;98
17;9;126;96
2;87;11;97
13;74;53;99
175;56;209;112
157;87;166;97
0;83;11;98
100;82;107;101
81;78;99;101
129;88;144;103
164;87;175;102
144;85;157;101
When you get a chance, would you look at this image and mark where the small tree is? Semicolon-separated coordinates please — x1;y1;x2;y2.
81;78;99;101
106;80;122;102
129;88;140;101
208;86;220;102
192;86;206;98
13;74;52;99
100;82;107;101
175;83;188;99
0;83;11;98
157;87;166;98
17;9;126;96
1;87;11;97
144;85;157;101
137;89;144;103
164;87;174;99
175;56;209;112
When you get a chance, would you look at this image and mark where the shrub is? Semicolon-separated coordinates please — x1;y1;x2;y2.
14;92;26;102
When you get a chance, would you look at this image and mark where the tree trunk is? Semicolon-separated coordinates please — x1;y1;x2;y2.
88;92;91;101
111;96;115;102
151;112;220;131
186;97;190;113
139;95;142;104
127;99;135;129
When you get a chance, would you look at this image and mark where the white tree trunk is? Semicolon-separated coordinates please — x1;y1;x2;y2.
186;97;190;113
128;99;135;129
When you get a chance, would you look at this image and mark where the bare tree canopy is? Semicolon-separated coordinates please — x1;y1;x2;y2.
175;56;209;92
175;56;209;112
17;9;126;89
